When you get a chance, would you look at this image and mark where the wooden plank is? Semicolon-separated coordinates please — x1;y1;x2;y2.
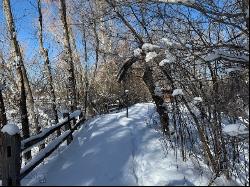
72;117;85;132
63;112;73;145
0;133;3;180
21;110;82;152
1;132;21;186
20;131;71;180
21;118;68;152
19;112;85;181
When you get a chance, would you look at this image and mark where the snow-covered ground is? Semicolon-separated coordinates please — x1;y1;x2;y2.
20;103;236;186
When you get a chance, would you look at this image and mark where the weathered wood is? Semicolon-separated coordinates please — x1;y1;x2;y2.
63;112;73;145
1;111;84;184
0;89;7;129
20;117;85;180
0;133;3;180
22;111;82;152
0;89;7;180
21;118;69;152
38;126;45;150
20;131;71;180
1;132;21;186
72;117;85;132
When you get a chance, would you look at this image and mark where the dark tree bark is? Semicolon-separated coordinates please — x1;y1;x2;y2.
0;89;7;129
143;66;170;134
3;0;31;160
37;0;59;124
59;0;77;112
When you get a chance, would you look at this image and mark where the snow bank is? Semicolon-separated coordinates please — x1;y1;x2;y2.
1;123;20;135
172;89;184;96
222;123;249;137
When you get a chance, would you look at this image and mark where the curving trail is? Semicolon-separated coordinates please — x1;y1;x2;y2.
22;103;231;186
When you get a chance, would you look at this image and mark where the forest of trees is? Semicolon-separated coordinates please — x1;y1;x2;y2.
0;0;249;185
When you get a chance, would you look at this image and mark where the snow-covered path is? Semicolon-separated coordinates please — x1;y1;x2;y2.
22;103;231;186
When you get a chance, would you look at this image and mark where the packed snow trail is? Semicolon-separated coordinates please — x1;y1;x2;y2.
22;103;233;186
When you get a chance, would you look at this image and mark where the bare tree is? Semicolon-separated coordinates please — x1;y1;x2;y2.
37;0;59;136
59;0;77;112
3;0;31;160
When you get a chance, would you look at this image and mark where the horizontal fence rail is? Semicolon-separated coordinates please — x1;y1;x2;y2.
0;110;85;186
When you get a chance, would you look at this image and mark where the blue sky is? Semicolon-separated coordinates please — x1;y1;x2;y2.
0;0;39;60
0;0;96;79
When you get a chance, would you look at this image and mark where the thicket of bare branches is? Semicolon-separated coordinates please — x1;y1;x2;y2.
0;0;248;184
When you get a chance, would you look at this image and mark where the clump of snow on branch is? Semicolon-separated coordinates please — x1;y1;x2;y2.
172;89;184;96
225;67;242;73
222;124;249;137
142;43;160;52
154;83;163;96
203;50;249;63
164;52;176;64
159;59;169;66
134;48;143;57
193;97;203;104
161;38;174;47
146;52;158;62
1;123;20;135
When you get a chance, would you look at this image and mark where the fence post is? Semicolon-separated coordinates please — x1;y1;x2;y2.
0;132;21;186
38;126;45;150
63;112;73;145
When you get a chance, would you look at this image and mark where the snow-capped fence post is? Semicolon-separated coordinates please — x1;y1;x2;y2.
63;112;73;145
75;111;83;130
0;131;21;186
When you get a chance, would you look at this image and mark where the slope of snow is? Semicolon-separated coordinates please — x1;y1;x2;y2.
21;103;234;186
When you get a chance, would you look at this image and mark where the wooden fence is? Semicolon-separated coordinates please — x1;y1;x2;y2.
0;110;85;186
107;103;120;113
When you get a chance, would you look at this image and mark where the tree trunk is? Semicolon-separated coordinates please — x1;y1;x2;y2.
0;89;7;179
68;20;85;105
21;64;39;134
82;26;89;118
37;0;59;127
3;0;31;160
0;89;7;129
59;0;77;112
142;66;170;134
160;65;217;172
